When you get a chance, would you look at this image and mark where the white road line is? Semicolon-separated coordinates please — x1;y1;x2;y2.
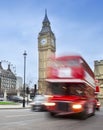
6;113;35;118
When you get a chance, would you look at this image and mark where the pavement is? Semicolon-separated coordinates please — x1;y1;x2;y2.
0;103;31;109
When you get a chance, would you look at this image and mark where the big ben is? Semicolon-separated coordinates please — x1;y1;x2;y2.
38;10;56;94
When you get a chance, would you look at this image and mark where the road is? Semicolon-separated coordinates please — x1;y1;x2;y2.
0;108;103;130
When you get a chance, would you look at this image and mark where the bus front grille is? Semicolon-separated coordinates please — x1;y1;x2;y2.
56;102;70;112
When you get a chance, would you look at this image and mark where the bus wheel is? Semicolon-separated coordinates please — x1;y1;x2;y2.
96;107;100;111
79;110;88;120
91;105;96;116
50;112;55;117
47;112;56;118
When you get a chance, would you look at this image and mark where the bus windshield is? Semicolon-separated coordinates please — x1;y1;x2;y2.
46;83;87;96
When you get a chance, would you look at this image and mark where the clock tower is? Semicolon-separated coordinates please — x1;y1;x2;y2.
38;10;56;94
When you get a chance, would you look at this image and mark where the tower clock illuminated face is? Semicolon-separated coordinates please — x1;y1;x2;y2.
40;38;47;45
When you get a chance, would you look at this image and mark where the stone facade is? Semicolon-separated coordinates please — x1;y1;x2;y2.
0;62;17;96
94;60;103;105
38;11;56;94
94;60;103;100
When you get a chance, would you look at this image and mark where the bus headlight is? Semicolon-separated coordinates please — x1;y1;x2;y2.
43;102;56;106
97;102;101;106
72;104;82;109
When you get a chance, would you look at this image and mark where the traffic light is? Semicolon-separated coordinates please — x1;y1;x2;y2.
34;84;37;96
26;87;30;94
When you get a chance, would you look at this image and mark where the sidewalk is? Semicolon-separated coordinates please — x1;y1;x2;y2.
0;103;31;109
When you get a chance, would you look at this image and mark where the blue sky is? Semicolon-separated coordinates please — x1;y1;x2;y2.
0;0;103;86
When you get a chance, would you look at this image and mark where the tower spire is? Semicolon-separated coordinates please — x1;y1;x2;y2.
45;9;47;16
39;9;52;34
43;9;50;24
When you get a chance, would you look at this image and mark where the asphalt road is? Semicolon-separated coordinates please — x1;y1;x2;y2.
0;108;103;130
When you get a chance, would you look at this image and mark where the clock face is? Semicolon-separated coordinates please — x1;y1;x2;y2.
40;38;47;45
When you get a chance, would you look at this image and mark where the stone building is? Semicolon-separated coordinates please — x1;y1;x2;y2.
0;62;16;97
94;60;103;98
38;11;56;94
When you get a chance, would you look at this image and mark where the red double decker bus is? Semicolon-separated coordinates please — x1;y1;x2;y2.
44;55;98;119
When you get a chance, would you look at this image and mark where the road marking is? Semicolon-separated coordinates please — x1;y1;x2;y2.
6;113;35;118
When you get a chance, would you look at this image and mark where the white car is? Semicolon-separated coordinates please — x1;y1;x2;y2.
30;95;47;111
0;96;4;101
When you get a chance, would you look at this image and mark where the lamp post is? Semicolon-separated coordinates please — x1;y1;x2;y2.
23;50;27;107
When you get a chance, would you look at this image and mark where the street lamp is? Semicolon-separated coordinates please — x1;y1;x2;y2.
23;50;27;107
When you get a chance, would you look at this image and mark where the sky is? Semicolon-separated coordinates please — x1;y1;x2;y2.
0;0;103;87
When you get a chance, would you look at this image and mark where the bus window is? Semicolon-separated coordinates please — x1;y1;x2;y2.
46;83;86;96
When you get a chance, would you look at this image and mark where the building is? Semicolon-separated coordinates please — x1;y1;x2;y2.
38;10;56;94
94;60;103;98
0;61;16;97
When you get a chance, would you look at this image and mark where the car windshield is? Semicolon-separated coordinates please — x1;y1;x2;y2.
34;95;45;101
